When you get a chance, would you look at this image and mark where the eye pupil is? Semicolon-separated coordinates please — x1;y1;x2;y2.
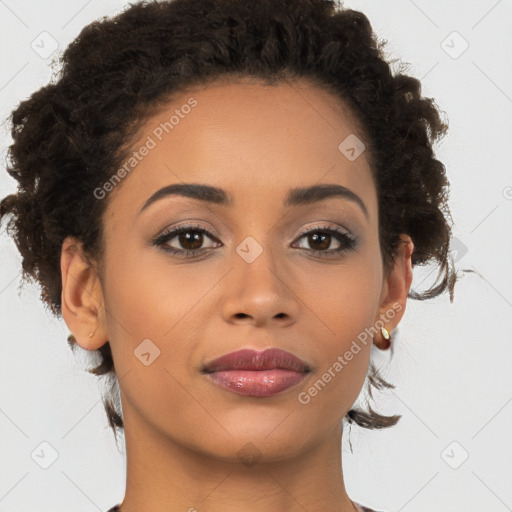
180;231;203;250
309;233;330;251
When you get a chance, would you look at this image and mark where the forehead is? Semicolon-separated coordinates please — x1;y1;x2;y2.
104;79;376;221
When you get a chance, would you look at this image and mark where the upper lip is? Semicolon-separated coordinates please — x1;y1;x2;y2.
202;348;311;373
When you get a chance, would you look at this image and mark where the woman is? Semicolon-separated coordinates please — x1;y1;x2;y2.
0;0;457;510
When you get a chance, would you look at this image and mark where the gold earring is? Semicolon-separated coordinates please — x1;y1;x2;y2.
381;326;391;350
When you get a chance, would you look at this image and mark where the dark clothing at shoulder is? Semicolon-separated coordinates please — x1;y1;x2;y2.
356;503;386;512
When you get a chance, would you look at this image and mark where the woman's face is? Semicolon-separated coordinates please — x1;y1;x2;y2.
63;79;412;462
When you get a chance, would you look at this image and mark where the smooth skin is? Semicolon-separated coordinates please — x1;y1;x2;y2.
60;78;413;512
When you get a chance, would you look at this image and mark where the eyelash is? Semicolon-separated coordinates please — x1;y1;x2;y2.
152;223;357;258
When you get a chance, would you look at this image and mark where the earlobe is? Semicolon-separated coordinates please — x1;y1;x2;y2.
60;236;107;351
374;234;414;350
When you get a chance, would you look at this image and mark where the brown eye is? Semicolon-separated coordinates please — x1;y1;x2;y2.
292;225;356;257
176;230;204;251
302;232;336;251
153;224;221;256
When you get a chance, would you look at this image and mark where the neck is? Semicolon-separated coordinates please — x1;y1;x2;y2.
117;404;358;512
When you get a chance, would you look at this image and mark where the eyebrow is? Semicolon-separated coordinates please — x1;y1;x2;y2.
138;182;369;219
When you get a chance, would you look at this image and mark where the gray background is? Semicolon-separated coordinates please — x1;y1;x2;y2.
1;0;511;510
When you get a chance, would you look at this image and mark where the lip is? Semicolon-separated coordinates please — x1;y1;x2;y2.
202;348;311;397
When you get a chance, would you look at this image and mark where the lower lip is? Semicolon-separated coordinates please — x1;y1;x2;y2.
206;369;307;397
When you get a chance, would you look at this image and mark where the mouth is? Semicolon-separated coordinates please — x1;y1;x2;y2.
201;348;311;397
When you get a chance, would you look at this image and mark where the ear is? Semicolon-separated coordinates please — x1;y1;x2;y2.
373;234;414;350
60;236;107;351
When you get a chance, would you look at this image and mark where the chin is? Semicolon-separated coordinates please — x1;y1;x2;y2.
197;420;315;464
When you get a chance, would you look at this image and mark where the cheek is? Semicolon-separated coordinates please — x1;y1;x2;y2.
297;294;374;421
99;250;212;432
101;244;226;374
294;256;381;409
300;256;382;345
102;240;204;332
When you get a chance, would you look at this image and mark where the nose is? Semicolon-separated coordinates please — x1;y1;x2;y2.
221;243;300;328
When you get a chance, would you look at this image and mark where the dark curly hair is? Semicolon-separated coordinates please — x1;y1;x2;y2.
0;0;459;443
